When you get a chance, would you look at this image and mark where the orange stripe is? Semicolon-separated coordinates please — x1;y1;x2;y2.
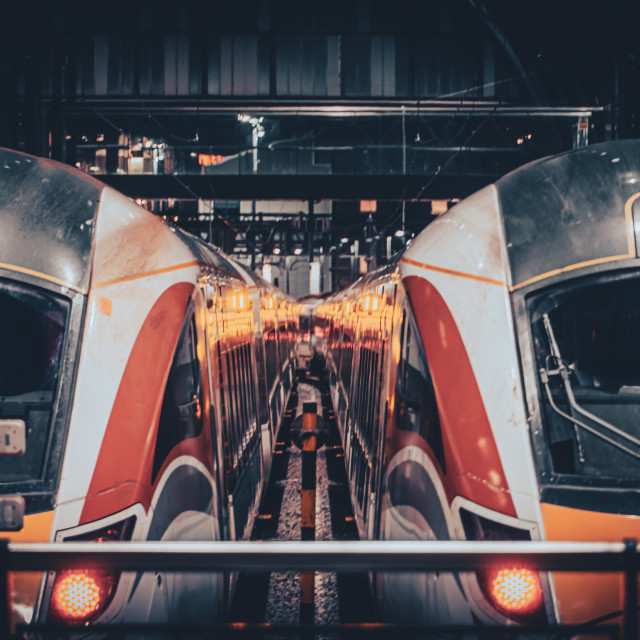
300;571;314;603
10;510;54;542
511;190;640;292
0;262;87;294
92;260;201;289
624;191;640;256
80;283;194;522
10;510;55;630
403;276;517;515
301;490;316;527
93;260;244;290
400;256;506;287
509;254;632;291
541;502;640;626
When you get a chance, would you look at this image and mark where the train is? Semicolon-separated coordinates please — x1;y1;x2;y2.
0;147;297;630
315;139;640;632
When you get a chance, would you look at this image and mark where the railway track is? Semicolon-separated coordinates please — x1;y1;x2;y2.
228;371;375;629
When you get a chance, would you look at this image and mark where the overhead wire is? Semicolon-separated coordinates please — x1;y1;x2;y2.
77;20;540;261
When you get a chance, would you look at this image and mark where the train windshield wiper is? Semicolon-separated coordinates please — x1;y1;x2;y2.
538;313;640;461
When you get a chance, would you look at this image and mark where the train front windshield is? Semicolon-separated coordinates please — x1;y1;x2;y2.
529;273;640;483
0;280;69;484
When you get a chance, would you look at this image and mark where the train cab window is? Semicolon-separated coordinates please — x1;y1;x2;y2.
0;280;69;484
396;308;445;472
152;312;203;482
529;273;640;482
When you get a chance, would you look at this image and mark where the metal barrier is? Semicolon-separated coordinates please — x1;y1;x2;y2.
2;538;637;639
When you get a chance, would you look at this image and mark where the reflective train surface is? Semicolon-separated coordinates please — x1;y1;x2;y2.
316;140;640;632
0;148;296;629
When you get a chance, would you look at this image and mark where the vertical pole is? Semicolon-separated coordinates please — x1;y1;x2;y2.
401;105;406;236
308;199;315;262
623;538;638;640
300;402;317;627
0;539;10;640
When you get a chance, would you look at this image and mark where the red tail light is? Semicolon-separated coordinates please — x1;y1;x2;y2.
460;509;546;622
51;570;113;622
487;566;543;615
48;516;135;624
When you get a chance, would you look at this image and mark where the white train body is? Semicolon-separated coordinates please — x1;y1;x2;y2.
0;148;296;629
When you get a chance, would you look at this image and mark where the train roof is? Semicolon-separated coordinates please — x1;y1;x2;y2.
0;148;259;295
0;147;104;293
496;139;640;289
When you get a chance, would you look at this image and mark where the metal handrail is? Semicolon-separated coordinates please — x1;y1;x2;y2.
1;538;638;638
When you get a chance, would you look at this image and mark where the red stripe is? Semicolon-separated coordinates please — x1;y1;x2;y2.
80;283;194;525
403;276;516;517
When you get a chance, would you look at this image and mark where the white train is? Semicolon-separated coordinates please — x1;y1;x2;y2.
316;140;640;634
0;148;296;630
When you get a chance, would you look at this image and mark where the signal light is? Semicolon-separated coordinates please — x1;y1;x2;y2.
489;567;542;613
52;571;103;620
47;516;135;624
459;509;545;621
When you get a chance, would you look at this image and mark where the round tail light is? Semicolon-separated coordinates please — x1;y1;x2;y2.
50;569;114;622
488;567;543;614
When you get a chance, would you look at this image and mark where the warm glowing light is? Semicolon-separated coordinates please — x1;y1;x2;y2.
53;572;101;619
198;153;226;166
430;200;449;215
491;568;541;612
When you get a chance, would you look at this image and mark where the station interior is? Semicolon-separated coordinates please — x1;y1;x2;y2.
1;1;640;638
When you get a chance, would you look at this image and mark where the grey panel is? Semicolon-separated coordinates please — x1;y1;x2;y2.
164;35;177;94
0;148;102;292
147;465;213;541
177;35;190;96
498;140;640;289
388;460;449;541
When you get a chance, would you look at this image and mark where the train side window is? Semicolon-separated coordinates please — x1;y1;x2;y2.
396;308;446;472
228;350;242;464
152;312;203;482
340;328;354;392
245;344;257;427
